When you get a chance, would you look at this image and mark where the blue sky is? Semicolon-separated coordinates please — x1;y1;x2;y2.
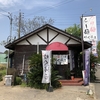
0;0;100;52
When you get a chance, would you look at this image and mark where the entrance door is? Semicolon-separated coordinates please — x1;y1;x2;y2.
56;65;68;79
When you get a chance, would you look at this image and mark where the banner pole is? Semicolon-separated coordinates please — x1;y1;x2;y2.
49;50;53;91
81;14;85;70
48;50;53;92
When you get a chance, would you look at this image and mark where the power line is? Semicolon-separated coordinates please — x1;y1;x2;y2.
25;0;75;17
0;7;8;13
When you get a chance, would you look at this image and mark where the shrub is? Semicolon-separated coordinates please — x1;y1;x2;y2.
90;53;98;82
21;82;27;87
15;76;22;85
27;53;46;89
0;65;6;82
27;53;62;89
0;73;2;81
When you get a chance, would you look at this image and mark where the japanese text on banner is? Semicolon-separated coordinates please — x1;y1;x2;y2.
82;16;97;41
42;50;51;83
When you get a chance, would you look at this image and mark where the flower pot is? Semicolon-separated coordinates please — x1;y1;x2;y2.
71;76;74;80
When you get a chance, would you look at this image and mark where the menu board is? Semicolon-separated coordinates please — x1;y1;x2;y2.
53;55;68;65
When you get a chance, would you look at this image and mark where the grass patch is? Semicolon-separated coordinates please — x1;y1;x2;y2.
0;69;6;77
0;63;7;67
0;63;6;81
21;82;27;87
0;63;6;76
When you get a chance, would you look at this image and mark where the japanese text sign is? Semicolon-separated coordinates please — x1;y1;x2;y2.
42;50;51;83
82;16;97;41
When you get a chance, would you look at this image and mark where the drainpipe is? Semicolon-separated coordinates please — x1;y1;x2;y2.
37;42;39;54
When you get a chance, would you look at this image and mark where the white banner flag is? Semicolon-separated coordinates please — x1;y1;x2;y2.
82;16;97;41
42;50;51;83
91;40;97;54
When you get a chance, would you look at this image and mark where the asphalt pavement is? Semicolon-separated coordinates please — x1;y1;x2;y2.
94;65;100;100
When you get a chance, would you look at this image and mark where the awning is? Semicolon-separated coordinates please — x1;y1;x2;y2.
46;42;68;51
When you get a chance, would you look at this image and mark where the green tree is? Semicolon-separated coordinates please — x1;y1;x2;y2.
97;41;100;63
65;24;81;38
90;53;98;66
90;53;98;81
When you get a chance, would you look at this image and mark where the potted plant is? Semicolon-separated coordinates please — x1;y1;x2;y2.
70;70;75;80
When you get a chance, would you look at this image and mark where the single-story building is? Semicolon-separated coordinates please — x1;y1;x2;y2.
5;24;92;80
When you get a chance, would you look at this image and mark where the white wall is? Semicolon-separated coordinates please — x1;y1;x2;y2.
17;29;80;45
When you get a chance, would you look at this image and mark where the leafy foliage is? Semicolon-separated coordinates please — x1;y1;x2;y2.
15;77;22;85
97;41;100;63
90;53;98;81
0;65;6;81
65;24;81;38
27;53;44;89
27;53;61;89
21;82;27;87
90;53;98;67
0;73;2;81
50;67;62;88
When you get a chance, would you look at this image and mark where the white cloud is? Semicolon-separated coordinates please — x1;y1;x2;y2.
0;0;21;7
21;0;58;10
0;0;58;10
0;0;83;11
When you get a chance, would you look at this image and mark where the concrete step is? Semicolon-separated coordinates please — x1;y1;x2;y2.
61;81;84;86
59;78;84;86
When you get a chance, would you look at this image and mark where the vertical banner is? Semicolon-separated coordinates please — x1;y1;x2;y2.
92;40;97;54
91;40;98;57
82;16;97;41
83;49;90;85
69;50;72;71
42;50;51;83
69;50;75;71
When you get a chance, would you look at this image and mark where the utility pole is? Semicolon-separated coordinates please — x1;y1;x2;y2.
1;11;13;72
7;12;13;70
18;11;21;38
7;12;13;42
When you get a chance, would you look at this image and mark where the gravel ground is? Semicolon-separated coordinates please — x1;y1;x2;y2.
0;81;95;100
